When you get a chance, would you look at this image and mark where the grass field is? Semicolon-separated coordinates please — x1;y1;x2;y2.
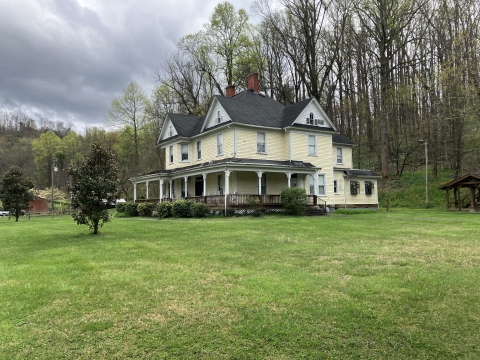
1;210;479;359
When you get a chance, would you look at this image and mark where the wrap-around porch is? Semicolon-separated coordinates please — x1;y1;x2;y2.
132;165;327;212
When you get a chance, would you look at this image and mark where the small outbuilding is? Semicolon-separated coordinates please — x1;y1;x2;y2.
29;197;49;213
438;173;480;212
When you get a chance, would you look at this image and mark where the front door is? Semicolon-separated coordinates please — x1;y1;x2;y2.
195;176;203;196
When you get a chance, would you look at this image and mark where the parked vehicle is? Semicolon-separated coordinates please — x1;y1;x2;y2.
0;211;9;217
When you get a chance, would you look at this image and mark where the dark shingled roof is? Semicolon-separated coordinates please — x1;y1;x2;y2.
131;158;318;180
161;90;355;145
332;134;355;145
281;98;311;127
344;169;380;178
215;90;285;128
168;114;204;137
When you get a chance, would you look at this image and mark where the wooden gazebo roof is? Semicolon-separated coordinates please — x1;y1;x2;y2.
438;172;480;211
438;173;480;190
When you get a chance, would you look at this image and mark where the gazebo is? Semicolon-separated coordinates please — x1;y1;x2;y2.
438;173;480;212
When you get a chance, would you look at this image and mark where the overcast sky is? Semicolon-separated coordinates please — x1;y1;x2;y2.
0;0;258;131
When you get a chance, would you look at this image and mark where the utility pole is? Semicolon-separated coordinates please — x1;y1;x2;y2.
419;140;428;204
51;159;57;217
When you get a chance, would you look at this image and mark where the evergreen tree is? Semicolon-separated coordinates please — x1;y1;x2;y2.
68;143;119;234
0;166;35;222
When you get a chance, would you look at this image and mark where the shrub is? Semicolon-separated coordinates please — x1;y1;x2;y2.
124;202;139;217
191;202;211;218
247;196;262;217
115;202;126;213
137;202;156;217
171;200;194;218
157;202;173;219
280;187;307;215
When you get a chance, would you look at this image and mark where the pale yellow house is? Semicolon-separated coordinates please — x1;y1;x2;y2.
131;74;380;211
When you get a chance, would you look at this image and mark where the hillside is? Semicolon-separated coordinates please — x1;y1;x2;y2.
378;169;458;209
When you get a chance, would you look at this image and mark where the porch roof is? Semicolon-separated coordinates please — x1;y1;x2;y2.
342;169;381;178
130;157;319;182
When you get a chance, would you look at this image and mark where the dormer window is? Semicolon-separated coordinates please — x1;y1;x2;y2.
306;112;314;125
305;112;325;126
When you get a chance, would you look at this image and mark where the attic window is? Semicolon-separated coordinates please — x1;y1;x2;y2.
306;112;314;125
217;111;222;124
306;113;325;126
169;126;174;137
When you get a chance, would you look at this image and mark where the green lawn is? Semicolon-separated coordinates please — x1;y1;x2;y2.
1;210;479;359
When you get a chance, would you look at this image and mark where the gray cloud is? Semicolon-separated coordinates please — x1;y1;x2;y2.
0;0;257;130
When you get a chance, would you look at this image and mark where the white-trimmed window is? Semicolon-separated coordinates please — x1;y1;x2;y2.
307;112;314;125
350;181;360;195
333;179;339;194
308;135;316;156
318;174;326;196
365;181;374;195
196;141;201;160
217;133;223;155
257;132;266;153
169;145;174;164
217;111;222;124
336;148;343;164
181;144;189;162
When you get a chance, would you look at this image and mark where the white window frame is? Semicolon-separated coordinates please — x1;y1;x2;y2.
217;111;222;125
217;133;223;156
168;145;174;164
333;179;339;194
318;174;326;196
350;180;360;195
308;135;317;156
180;144;189;162
365;181;375;195
257;132;267;154
196;141;201;160
336;147;343;164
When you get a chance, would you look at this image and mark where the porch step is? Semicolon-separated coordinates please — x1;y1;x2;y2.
304;208;327;216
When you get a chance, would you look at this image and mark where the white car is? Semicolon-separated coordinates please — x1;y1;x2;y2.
0;211;9;217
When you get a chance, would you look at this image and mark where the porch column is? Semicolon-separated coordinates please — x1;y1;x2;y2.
184;176;188;197
256;171;263;195
160;179;164;201
225;170;231;195
313;171;318;196
286;172;292;188
146;181;149;200
133;183;137;202
202;173;207;196
169;180;173;199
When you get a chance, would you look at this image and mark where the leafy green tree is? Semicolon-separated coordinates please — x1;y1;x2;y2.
105;81;149;175
0;166;35;222
68;143;119;234
32;131;63;187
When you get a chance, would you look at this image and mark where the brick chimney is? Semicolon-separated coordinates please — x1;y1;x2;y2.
247;73;259;93
226;85;235;97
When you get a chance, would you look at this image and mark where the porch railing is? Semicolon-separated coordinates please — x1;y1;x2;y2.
154;193;325;211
